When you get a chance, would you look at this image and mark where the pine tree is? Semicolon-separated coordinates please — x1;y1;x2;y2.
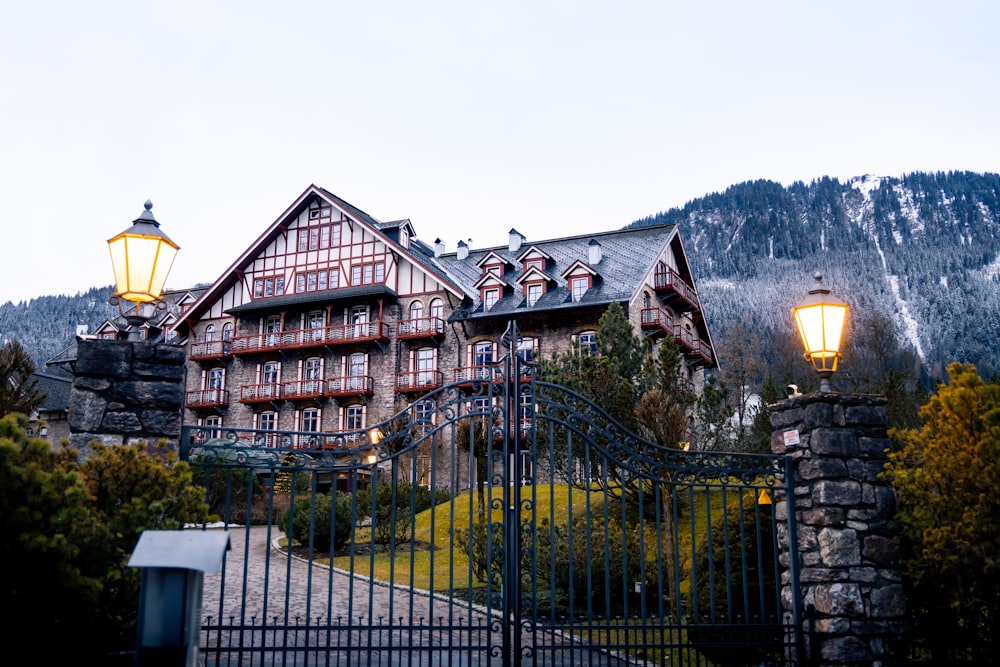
0;341;44;417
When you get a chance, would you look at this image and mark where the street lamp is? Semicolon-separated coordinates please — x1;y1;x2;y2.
107;200;179;339
792;273;848;392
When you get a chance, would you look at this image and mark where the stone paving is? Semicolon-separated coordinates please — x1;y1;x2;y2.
197;525;631;666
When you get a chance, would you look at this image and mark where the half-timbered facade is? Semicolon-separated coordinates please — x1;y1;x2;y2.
171;185;716;469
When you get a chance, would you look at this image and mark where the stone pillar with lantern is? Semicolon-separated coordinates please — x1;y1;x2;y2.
67;201;186;456
770;274;906;667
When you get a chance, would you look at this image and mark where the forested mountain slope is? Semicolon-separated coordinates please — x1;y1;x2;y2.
633;171;1000;380
0;286;118;367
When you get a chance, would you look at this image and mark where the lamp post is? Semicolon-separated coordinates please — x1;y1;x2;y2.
792;273;848;392
107;200;180;340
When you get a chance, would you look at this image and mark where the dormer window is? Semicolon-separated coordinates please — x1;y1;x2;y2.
484;288;500;310
399;227;409;249
571;277;590;302
524;258;545;272
486;265;502;276
526;283;543;307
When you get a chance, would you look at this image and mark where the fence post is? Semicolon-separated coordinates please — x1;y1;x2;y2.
770;392;905;667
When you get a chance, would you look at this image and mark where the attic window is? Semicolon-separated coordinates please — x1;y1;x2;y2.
399;227;409;249
483;287;500;310
483;264;503;277
526;283;543;306
524;258;544;272
571;276;590;302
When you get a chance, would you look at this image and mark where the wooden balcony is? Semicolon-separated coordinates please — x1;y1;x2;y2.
239;383;281;404
454;365;502;386
395;370;444;393
396;317;445;341
185;388;230;409
454;365;530;387
189;338;232;360
654;267;699;312
231;321;390;355
325;375;375;398
281;379;326;400
672;325;714;367
640;307;673;337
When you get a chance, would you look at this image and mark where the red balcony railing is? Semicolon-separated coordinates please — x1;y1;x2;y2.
640;307;672;335
454;365;502;385
231;321;390;355
189;337;232;360
672;325;713;366
185;388;230;408
395;370;444;392
239;383;281;403
653;267;699;311
397;317;445;340
326;375;375;397
281;379;326;400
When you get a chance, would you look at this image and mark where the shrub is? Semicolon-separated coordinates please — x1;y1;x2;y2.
279;491;355;552
0;415;210;661
356;482;451;546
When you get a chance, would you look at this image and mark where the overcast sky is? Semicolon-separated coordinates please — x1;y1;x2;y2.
1;1;997;305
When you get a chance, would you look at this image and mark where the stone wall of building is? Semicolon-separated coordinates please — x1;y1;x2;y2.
68;338;186;456
770;392;905;667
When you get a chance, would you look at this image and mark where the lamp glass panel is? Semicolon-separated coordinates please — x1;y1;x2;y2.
821;304;848;355
794;305;826;354
108;236;129;297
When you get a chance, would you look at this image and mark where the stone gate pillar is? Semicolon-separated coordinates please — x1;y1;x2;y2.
770;392;905;667
68;338;186;457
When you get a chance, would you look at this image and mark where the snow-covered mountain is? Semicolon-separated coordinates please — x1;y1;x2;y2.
633;171;1000;379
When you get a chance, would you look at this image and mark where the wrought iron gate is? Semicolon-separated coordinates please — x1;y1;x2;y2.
181;322;802;666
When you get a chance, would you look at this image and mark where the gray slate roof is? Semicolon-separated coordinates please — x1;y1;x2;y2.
31;371;72;412
434;224;676;322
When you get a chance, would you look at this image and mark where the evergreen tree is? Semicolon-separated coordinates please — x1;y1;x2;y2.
0;341;44;417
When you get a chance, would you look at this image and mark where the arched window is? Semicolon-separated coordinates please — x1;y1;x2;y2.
410;301;424;331
204;324;216;341
222;322;234;341
429;298;444;319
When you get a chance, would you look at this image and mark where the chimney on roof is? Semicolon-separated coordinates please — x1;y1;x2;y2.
457;240;469;260
588;239;602;265
434;238;445;257
509;228;525;253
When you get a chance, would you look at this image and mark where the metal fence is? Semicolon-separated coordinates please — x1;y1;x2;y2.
181;323;801;666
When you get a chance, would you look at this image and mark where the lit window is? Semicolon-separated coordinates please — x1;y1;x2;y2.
526;283;542;306
577;331;598;357
484;288;500;310
571;277;589;302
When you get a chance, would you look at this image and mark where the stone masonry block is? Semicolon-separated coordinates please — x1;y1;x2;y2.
75;339;132;379
811;428;859;456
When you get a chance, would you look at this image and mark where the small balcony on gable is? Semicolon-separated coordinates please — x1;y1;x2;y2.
326;375;375;398
654;266;699;312
672;325;714;368
395;370;444;393
640;307;673;337
185;388;230;409
281;379;325;401
239;383;281;404
396;317;445;341
189;338;232;361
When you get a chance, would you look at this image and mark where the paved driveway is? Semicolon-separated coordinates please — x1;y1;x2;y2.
197;525;630;666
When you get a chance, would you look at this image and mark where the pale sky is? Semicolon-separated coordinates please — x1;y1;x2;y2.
1;1;997;305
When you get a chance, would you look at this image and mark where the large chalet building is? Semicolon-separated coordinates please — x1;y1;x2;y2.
170;185;716;444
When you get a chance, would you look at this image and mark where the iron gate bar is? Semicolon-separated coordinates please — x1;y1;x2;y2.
182;318;801;666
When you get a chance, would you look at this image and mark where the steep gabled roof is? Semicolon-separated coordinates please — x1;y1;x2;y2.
438;225;679;321
173;186;464;329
